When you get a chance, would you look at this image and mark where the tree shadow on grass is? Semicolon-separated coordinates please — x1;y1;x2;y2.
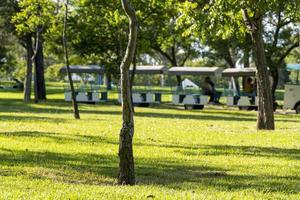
0;148;223;186
1;99;299;123
87;107;295;123
147;104;258;116
0;148;119;185
0;132;300;195
77;109;299;123
0;115;68;123
2;131;299;162
0;102;257;122
175;144;300;161
0;131;118;146
0;147;299;195
0;99;118;115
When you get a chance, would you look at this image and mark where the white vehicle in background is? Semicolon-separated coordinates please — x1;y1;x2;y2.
118;65;167;107
222;67;281;111
60;65;108;103
284;64;300;114
168;67;223;109
222;68;258;110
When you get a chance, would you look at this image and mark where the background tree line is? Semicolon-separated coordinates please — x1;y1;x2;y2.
1;0;299;93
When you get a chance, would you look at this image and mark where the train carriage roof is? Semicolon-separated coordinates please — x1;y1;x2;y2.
287;64;300;71
60;65;105;74
167;67;223;76
222;68;257;77
130;65;167;74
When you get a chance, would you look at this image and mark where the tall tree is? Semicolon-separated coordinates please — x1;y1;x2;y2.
241;0;299;129
118;0;138;185
242;9;275;130
263;6;300;99
32;26;42;103
69;0;127;88
35;33;46;100
0;0;33;102
24;34;34;102
63;0;80;119
12;0;55;101
180;0;300;130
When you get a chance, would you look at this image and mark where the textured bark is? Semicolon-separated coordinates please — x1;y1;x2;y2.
130;49;137;113
63;0;80;119
242;41;251;90
24;35;33;103
130;49;137;89
32;5;43;104
242;10;275;130
270;66;279;101
118;0;138;185
32;31;40;104
33;65;39;103
243;48;250;69
35;36;46;100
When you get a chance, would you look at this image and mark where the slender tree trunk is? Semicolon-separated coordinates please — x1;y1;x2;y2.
243;41;251;90
243;39;251;69
35;36;46;100
24;35;33;103
33;60;39;103
130;48;137;89
130;49;137;113
171;53;181;86
63;0;80;119
32;5;43;104
266;59;277;101
32;31;40;104
119;0;138;185
242;10;275;130
271;68;279;101
106;73;112;90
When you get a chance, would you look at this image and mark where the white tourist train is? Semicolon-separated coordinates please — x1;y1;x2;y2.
60;65;108;103
118;65;167;107
284;64;300;114
168;66;223;109
60;64;300;114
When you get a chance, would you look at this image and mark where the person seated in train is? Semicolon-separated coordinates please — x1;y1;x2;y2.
202;76;220;103
243;77;256;104
244;77;254;96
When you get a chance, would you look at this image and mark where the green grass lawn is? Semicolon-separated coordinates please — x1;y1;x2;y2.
0;83;299;199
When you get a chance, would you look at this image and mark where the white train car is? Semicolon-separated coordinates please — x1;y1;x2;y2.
60;65;108;103
222;68;258;110
168;67;223;109
283;64;300;114
118;65;167;107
